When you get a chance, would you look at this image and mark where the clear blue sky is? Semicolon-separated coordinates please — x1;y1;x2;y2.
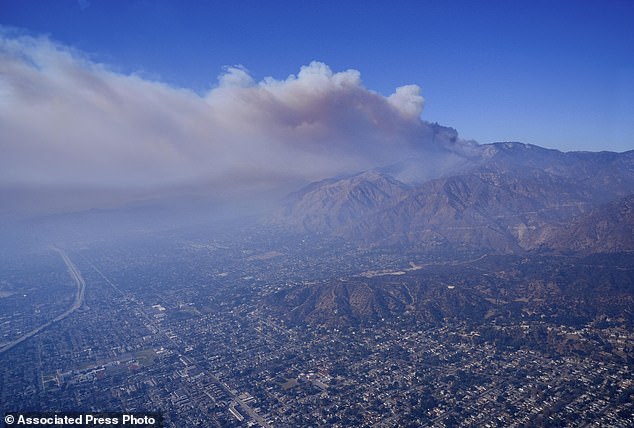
1;0;633;152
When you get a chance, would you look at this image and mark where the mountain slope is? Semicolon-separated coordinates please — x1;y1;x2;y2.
266;254;634;328
544;194;634;253
279;171;410;233
273;144;634;253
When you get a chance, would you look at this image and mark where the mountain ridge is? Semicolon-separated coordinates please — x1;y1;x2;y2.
272;142;634;253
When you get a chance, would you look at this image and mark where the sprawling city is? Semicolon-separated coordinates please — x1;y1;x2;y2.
1;228;632;427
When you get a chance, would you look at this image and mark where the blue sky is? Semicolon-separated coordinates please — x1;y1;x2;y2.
2;0;632;153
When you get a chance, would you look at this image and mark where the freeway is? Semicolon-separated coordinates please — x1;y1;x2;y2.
0;248;86;355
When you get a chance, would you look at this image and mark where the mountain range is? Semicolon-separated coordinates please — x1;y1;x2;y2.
274;142;634;254
263;141;634;328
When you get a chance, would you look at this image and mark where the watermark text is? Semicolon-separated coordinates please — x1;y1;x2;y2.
4;412;162;427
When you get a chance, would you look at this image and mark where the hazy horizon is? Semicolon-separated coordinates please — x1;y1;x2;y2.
1;1;633;248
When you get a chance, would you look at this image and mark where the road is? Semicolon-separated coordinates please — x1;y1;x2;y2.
86;257;272;427
0;248;86;355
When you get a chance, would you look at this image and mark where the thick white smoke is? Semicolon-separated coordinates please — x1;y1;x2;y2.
0;30;458;214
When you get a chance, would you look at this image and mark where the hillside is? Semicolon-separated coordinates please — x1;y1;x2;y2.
273;143;634;253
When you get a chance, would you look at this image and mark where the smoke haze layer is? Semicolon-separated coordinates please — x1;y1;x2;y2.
0;29;463;216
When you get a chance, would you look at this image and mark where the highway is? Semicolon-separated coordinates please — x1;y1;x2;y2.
0;248;86;355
